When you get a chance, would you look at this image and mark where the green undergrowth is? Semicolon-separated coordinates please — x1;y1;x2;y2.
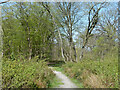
52;67;64;72
62;54;118;88
2;56;55;88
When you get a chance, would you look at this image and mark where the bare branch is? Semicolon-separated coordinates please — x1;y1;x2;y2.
0;0;10;4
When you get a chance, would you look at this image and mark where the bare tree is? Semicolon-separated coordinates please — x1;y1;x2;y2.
79;2;106;60
55;2;83;62
41;2;66;62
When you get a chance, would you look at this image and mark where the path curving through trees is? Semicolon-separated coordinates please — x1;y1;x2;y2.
49;67;78;88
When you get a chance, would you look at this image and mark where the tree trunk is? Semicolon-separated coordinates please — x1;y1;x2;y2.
72;42;77;62
80;37;88;60
69;43;73;62
80;46;85;60
58;29;66;62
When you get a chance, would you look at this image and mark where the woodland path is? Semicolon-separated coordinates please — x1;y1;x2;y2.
49;67;78;88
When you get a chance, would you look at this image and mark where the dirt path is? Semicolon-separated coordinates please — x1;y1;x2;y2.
49;67;78;88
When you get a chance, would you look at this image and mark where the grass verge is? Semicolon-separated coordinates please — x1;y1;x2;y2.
49;76;64;88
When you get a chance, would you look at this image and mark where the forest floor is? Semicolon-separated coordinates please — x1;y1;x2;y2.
49;67;78;88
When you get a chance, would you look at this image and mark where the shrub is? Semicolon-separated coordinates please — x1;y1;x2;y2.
2;56;55;88
62;54;118;88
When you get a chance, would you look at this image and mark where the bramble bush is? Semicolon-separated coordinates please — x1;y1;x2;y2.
62;53;118;88
2;56;55;88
